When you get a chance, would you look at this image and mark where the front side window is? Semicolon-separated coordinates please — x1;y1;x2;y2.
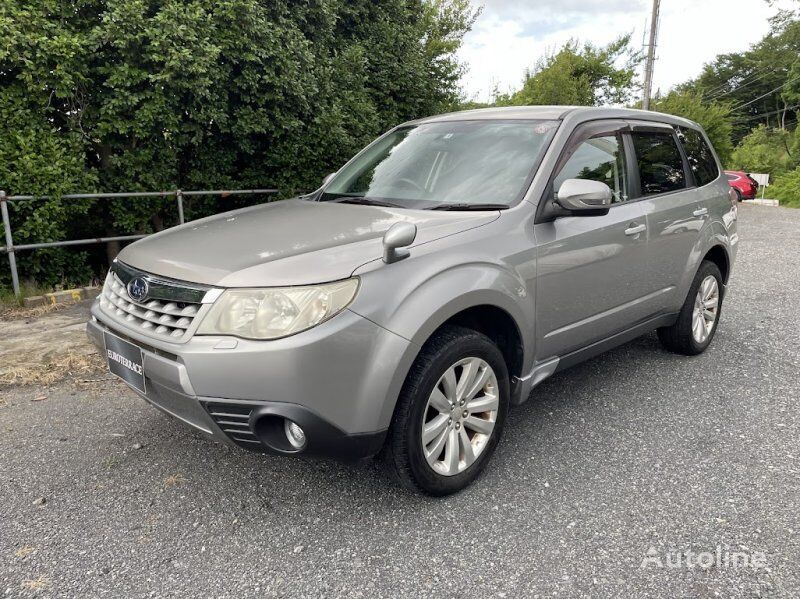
677;127;719;187
631;132;686;196
320;120;559;209
553;134;629;203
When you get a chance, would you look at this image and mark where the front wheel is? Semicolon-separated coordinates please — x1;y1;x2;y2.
657;260;724;355
385;325;510;496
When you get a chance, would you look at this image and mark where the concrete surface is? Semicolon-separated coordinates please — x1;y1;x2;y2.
1;204;798;598
22;287;100;309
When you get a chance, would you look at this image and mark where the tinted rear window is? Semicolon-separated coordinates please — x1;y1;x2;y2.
678;127;719;187
631;132;686;196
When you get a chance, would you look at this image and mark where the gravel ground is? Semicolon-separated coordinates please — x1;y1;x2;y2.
1;204;798;598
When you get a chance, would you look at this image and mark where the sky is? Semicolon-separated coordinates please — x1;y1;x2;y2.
458;0;795;104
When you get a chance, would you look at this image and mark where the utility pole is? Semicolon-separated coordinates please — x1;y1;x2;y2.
642;0;661;111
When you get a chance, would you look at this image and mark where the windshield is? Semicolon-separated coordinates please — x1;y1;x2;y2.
319;120;559;209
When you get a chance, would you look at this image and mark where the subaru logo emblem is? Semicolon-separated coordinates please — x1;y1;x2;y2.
127;277;149;302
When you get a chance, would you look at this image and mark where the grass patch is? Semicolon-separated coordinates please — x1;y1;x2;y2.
0;282;53;311
0;300;71;321
0;353;104;388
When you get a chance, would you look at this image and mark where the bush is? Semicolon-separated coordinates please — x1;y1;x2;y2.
729;125;799;176
769;167;800;208
0;0;477;292
652;91;734;165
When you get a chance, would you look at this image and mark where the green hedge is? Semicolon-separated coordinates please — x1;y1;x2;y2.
0;0;476;291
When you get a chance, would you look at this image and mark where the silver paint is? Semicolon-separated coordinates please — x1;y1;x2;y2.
88;106;737;441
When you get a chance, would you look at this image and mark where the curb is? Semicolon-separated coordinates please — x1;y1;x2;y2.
742;198;779;207
22;286;100;308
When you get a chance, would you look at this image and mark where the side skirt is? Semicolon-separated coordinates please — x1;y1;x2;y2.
515;312;678;404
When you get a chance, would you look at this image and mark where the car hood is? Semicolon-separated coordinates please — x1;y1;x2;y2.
117;198;499;287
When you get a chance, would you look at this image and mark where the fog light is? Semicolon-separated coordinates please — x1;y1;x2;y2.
284;419;306;450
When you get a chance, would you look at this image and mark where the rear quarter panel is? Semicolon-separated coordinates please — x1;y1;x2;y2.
675;177;738;305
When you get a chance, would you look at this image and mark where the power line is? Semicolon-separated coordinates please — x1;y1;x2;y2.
731;103;800;123
729;74;800;112
706;68;780;101
702;64;774;99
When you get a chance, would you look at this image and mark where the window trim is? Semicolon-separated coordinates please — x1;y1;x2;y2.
536;118;704;223
535;119;634;223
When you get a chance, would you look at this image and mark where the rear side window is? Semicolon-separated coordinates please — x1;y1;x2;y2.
631;132;686;196
678;127;719;187
726;174;738;181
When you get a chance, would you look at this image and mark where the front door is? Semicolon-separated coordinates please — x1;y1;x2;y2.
533;124;653;360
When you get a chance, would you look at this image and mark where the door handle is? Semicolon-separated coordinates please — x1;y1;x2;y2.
693;207;708;217
624;223;647;236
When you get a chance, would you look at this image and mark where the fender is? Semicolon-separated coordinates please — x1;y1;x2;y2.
349;258;535;429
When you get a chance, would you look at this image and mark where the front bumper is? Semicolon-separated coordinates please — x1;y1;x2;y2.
87;300;414;459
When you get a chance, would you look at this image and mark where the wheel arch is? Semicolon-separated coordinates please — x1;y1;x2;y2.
702;244;730;284
364;264;534;430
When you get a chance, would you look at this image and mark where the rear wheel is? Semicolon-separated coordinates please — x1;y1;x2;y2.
385;325;509;496
734;189;743;202
657;260;723;355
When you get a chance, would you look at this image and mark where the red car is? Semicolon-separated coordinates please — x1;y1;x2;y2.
724;170;758;201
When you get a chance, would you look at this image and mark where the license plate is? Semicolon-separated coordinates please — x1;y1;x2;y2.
104;331;146;393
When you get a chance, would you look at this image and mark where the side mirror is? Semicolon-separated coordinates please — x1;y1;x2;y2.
382;222;417;264
322;173;336;187
556;179;612;214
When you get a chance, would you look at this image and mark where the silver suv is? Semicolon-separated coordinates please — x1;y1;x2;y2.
87;106;738;495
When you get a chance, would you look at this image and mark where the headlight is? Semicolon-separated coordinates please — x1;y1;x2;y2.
197;278;359;340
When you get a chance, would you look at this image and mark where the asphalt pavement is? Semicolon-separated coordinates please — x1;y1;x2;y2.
1;203;799;598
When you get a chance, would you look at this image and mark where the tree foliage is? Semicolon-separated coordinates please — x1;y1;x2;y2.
729;124;799;175
651;91;734;164
0;0;476;290
680;8;800;141
495;35;642;107
770;167;800;207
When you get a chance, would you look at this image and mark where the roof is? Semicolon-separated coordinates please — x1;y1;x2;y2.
413;106;576;123
409;105;698;129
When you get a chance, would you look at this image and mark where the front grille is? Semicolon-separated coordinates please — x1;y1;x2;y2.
99;271;201;340
203;402;262;448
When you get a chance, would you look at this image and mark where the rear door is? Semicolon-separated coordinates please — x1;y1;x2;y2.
627;122;705;314
534;120;652;360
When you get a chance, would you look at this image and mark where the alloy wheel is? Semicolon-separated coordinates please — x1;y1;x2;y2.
421;357;499;476
692;275;719;344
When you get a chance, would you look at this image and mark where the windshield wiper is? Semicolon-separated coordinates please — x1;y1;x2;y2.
428;203;510;211
332;197;404;208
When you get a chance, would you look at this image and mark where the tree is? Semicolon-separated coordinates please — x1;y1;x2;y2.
496;35;642;107
729;124;799;175
680;7;800;141
0;0;477;291
651;91;734;164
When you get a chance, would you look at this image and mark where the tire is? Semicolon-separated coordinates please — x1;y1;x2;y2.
735;189;743;202
657;260;724;355
385;325;510;496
